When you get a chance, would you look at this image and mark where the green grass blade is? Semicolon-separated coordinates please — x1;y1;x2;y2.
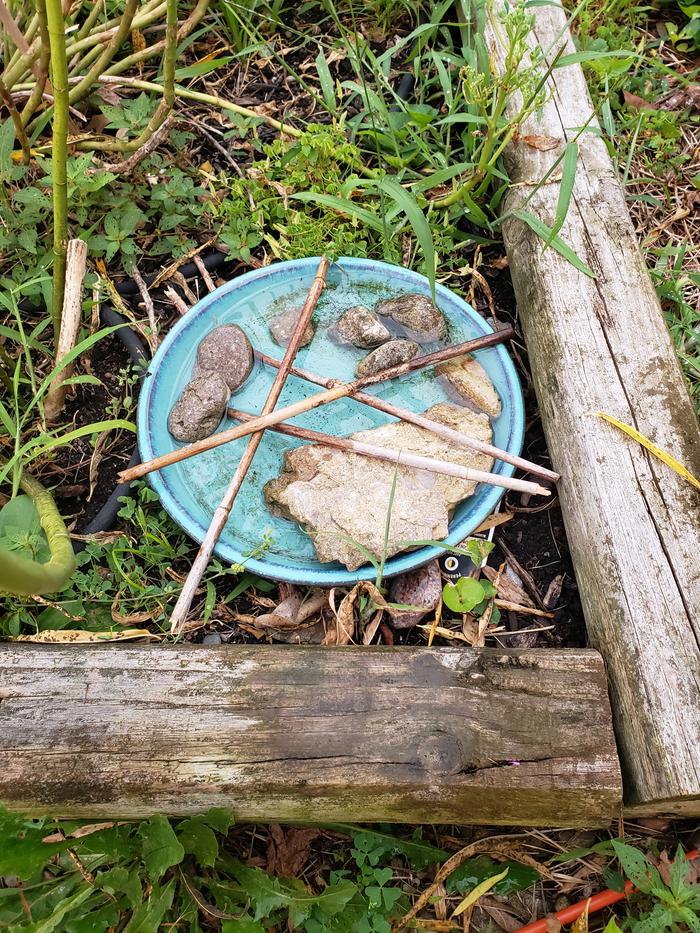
543;141;578;249
514;209;596;278
291;192;387;234
315;49;336;113
376;176;437;298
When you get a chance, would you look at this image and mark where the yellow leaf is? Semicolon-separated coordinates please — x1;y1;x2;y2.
11;628;158;643
596;412;700;492
451;867;509;917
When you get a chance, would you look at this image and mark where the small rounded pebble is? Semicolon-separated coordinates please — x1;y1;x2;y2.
375;293;447;342
333;305;391;349
168;371;230;443
195;323;253;392
202;632;223;644
269;306;315;348
355;339;420;377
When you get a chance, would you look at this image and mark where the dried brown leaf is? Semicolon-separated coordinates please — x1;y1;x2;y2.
517;133;561;151
266;824;323;877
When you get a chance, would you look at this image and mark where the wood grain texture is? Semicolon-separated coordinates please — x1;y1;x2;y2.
486;1;700;812
0;646;621;825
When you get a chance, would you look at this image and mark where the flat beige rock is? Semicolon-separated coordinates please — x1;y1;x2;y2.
264;403;493;570
436;354;502;417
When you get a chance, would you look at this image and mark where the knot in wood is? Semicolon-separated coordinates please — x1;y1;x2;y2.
418;732;470;775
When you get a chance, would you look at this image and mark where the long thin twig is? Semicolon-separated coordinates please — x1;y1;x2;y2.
257;351;559;483
120;327;514;483
228;409;551;496
168;256;331;634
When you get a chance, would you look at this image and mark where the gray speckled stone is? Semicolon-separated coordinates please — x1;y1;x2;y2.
388;561;443;629
269;306;315;348
195;324;253;392
375;293;447;342
168;371;230;443
334;306;391;348
202;632;223;644
355;339;420;377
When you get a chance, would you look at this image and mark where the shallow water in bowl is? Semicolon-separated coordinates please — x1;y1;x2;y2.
139;258;523;583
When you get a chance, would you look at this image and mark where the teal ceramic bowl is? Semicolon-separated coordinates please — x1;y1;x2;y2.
138;257;524;585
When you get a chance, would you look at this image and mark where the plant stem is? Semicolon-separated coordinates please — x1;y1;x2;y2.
67;0;138;105
20;0;49;125
44;0;68;346
0;460;76;596
0;75;31;162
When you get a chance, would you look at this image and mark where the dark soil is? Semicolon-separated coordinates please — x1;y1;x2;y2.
51;331;140;531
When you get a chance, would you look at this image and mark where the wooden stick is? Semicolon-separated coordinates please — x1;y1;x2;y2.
121;327;514;483
44;239;88;424
256;351;560;484
169;256;330;634
228;409;552;497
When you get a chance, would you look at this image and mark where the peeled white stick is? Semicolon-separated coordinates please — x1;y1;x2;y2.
169;255;330;634
44;239;88;424
228;409;552;497
256;352;560;484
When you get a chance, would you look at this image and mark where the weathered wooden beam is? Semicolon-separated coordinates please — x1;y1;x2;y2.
485;1;700;813
0;646;621;825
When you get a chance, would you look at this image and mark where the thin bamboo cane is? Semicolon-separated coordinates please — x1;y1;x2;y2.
256;351;560;483
45;0;68;346
67;0;138;104
119;327;514;483
227;409;551;497
20;0;49;126
168;256;331;634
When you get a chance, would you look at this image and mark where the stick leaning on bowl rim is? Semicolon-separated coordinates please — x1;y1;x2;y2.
168;255;330;634
228;409;551;497
120;326;523;483
256;351;560;484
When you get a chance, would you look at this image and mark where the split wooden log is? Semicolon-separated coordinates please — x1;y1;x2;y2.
169;256;330;633
486;0;700;814
0;645;622;825
228;408;551;496
43;239;88;424
119;326;514;482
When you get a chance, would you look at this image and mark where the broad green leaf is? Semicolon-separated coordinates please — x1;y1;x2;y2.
442;577;487;613
201;807;234;834
514;210;596;278
125;878;176;933
139;815;185;880
611;840;662;895
177;818;218;867
0;807;72;879
22;884;95;933
334;825;448;870
95;866;142;909
603;920;624;932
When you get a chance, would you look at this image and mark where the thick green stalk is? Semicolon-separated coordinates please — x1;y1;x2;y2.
0;466;76;596
44;0;68;346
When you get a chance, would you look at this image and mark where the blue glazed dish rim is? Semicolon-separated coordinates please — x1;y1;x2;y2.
138;256;525;586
